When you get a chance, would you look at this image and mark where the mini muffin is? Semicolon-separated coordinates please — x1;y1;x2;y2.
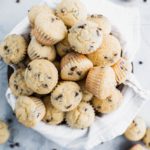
32;12;67;46
42;96;65;125
25;59;58;94
0;34;27;64
87;14;111;35
27;37;56;61
78;80;93;102
87;35;121;67
15;96;46;128
28;4;54;27
9;69;33;96
0;121;10;144
124;117;146;141
143;128;150;149
112;58;132;84
130;144;145;150
60;52;93;81
51;81;82;112
68;21;103;54
86;66;116;99
92;88;123;114
56;0;87;27
56;36;72;57
66;102;95;129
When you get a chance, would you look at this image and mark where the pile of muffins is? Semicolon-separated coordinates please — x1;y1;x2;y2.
124;117;150;150
0;0;132;129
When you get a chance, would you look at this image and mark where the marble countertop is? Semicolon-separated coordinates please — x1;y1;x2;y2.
0;0;150;150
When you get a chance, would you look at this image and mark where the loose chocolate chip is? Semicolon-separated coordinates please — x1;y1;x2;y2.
75;92;79;97
114;53;118;56
42;84;48;88
139;61;143;65
70;66;77;71
15;142;20;147
28;10;30;12
27;65;31;71
4;45;8;49
143;0;147;2
16;0;20;3
66;104;72;109
101;142;104;144
77;71;82;76
9;144;14;148
55;94;63;100
7;118;13;124
68;72;73;75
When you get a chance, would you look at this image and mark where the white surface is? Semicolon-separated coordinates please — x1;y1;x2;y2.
0;0;150;149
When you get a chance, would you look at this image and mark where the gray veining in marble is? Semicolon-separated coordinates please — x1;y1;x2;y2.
0;0;150;150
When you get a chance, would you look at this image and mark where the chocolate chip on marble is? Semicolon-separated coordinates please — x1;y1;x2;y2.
28;10;30;12
65;104;72;109
15;142;20;147
16;0;20;3
70;66;77;71
68;72;73;75
9;144;15;148
7;118;13;124
75;92;79;97
139;61;143;65
77;71;82;76
55;94;63;100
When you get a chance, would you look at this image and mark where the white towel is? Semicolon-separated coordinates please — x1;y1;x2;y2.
5;0;150;149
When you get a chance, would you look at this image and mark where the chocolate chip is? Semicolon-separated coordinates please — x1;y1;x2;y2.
47;76;51;79
16;0;20;3
104;56;108;59
41;45;44;47
68;72;73;75
61;8;66;13
107;98;112;102
96;30;100;36
143;0;147;2
91;14;95;18
89;45;94;49
14;84;18;90
66;104;72;109
38;73;40;78
70;66;77;71
27;65;31;71
139;61;143;65
110;32;113;35
7;118;13;124
98;28;102;31
6;49;10;53
28;10;30;12
55;94;63;100
4;45;8;49
84;108;87;112
78;25;85;29
46;119;50;123
15;142;20;147
9;144;14;148
120;50;123;57
77;71;82;76
75;92;79;97
51;18;55;22
37;113;40;118
97;106;101;109
42;84;48;88
114;53;118;56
